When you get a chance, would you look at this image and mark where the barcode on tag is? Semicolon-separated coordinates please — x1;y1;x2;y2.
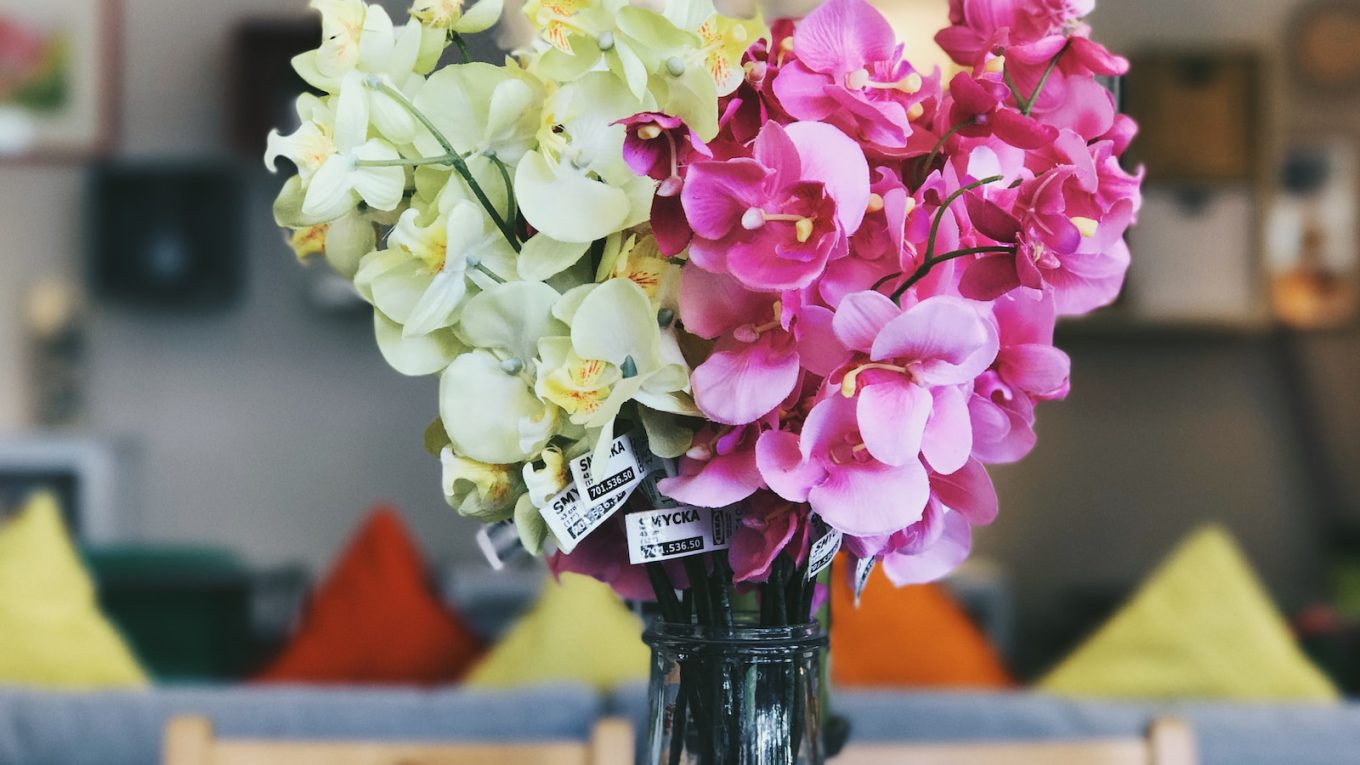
536;481;632;554
476;520;524;571
853;555;877;605
570;433;646;505
625;505;737;564
806;527;843;581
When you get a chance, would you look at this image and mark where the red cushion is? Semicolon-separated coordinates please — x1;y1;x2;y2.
255;507;484;685
830;554;1014;688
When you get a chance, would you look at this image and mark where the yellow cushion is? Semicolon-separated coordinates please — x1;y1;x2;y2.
1039;525;1337;701
465;572;648;691
0;494;148;688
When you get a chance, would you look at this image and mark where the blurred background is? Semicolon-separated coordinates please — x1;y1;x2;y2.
1;0;1359;685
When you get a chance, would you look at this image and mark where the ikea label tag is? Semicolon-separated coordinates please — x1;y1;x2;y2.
806;527;843;581
626;505;737;564
537;481;632;554
853;555;877;605
569;433;645;506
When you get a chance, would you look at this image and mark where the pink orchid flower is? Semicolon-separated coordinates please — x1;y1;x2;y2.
772;0;935;152
961;157;1133;314
729;494;812;583
844;457;997;584
832;292;999;474
945;72;1057;151
681;120;869;292
680;268;845;425
756;394;931;537
658;422;766;509
936;0;1094;68
619;112;711;194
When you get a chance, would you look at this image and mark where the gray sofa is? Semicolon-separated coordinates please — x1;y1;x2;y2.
3;684;1360;765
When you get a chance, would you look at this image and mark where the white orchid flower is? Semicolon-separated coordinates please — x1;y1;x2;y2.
354;200;516;340
411;0;505;35
515;72;654;244
373;311;464;376
457;281;567;365
293;2;424;94
440;349;559;464
412;62;544;164
541;278;695;467
441;446;523;520
265;78;406;223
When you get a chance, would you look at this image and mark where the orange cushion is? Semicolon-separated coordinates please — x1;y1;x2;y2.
830;556;1013;688
255;507;484;685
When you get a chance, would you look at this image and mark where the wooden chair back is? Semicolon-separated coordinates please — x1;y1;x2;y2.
836;717;1197;765
163;715;634;765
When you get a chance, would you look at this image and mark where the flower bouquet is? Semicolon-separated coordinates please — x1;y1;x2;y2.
266;0;1140;760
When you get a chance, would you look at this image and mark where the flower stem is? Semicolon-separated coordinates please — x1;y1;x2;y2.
491;156;518;239
905;173;1006;294
452;32;472;63
369;80;522;252
472;261;508;284
923;119;972;173
1019;41;1070;115
354;153;467;168
891;245;1016;300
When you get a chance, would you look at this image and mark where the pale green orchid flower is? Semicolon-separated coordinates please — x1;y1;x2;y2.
411;0;505;35
411;62;544;164
266;78;406;223
457;281;567;365
663;0;767;97
513;494;550;556
293;2;425;95
514;72;654;244
273;176;378;279
597;232;680;314
522;445;572;508
440;349;559;464
551;278;695;467
441;446;523;520
354;200;516;339
373;310;465;376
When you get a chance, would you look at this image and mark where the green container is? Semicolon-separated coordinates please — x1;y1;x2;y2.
82;546;257;683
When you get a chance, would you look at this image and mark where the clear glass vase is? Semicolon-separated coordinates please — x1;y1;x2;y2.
643;621;828;765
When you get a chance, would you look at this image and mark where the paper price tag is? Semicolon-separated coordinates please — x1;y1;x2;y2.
626;505;737;565
570;433;646;505
476;520;524;571
537;481;632;554
806;527;843;581
853;555;877;605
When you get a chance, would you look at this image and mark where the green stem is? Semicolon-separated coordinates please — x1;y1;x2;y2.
891;245;1017;301
471;261;507;284
1019;42;1070;115
452;32;472;63
491;157;518;238
923;119;973;173
354;153;467;168
370;79;521;252
925;174;1004;262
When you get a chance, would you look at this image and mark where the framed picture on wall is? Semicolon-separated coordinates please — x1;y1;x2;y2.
1122;51;1263;184
0;0;120;160
1267;134;1360;330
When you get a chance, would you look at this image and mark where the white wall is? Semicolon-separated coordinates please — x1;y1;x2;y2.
0;0;478;570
